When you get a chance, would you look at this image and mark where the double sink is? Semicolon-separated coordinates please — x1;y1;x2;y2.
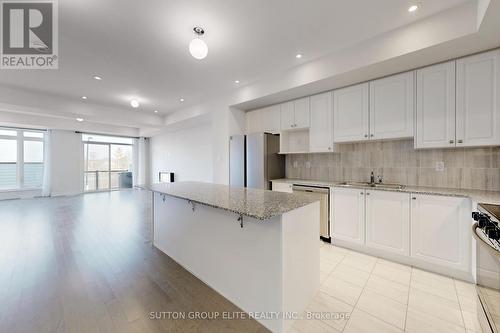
336;181;406;190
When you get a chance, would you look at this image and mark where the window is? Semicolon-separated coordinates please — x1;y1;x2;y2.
82;134;134;191
0;128;45;190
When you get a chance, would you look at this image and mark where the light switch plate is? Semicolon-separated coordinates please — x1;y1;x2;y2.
305;161;311;169
435;161;445;172
293;161;298;168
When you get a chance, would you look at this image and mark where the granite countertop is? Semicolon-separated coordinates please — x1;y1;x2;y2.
139;182;319;220
271;179;500;205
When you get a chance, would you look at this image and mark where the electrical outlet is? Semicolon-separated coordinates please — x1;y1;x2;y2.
293;161;298;168
435;161;445;172
305;161;311;169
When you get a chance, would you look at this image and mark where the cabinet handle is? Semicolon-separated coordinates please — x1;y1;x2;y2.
366;192;370;196
370;134;374;137
364;134;368;138
412;197;416;200
328;147;332;150
458;139;463;144
360;192;364;195
449;140;454;144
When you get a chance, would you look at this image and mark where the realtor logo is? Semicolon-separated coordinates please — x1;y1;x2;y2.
1;0;58;69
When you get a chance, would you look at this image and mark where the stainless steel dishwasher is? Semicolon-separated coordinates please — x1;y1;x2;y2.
292;185;330;242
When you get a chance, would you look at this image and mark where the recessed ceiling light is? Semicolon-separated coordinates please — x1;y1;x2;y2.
93;75;102;80
234;80;240;84
130;99;140;108
81;96;87;100
154;110;159;113
76;118;84;122
408;5;418;12
296;54;303;59
180;98;185;102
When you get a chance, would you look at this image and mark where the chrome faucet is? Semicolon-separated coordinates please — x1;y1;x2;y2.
370;171;375;184
377;175;383;184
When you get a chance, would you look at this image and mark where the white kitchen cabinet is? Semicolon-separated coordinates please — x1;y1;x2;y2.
369;71;414;140
246;105;281;134
271;181;293;193
280;98;310;130
309;92;334;152
410;194;471;273
456;49;500;147
415;61;456;149
330;187;365;245
261;105;281;134
365;190;410;256
333;83;370;142
246;109;262;134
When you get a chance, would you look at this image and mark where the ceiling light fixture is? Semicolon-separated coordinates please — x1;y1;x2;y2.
81;96;87;100
189;27;208;60
76;118;84;122
296;54;303;59
234;80;240;84
130;99;140;108
93;75;102;80
180;98;185;102
154;110;159;113
408;5;419;12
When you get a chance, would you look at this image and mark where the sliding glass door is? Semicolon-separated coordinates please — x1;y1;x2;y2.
83;135;133;192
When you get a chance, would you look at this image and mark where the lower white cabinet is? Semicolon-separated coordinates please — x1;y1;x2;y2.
330;187;365;245
365;190;410;256
410;194;471;272
271;181;293;193
329;187;472;279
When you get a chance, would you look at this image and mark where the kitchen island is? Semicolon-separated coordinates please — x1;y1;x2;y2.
141;182;320;333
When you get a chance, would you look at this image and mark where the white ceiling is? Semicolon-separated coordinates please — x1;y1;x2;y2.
0;0;471;116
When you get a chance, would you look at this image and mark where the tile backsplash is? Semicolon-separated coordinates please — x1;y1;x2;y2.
285;140;500;191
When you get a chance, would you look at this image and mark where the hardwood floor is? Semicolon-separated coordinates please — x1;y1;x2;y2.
0;190;268;333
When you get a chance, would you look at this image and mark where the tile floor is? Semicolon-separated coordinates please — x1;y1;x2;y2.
289;242;500;333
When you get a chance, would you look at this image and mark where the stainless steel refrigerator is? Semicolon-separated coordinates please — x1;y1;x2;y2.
229;133;285;190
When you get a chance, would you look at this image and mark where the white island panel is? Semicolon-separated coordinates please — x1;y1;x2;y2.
153;193;319;333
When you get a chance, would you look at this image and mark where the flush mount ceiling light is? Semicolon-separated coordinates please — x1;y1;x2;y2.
93;75;102;80
154;110;159;113
234;80;240;84
81;96;88;100
180;98;185;102
130;99;140;108
76;118;84;122
408;4;419;12
189;27;208;60
296;54;303;59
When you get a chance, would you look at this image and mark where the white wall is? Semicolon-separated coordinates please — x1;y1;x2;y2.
150;123;213;183
50;130;84;196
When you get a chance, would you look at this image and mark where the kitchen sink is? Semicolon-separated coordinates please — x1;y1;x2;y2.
337;182;406;190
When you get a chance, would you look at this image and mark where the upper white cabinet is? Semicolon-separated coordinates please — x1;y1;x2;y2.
246;105;281;134
281;97;310;130
333;83;370;142
369;71;414;140
330;187;365;245
415;61;456;148
411;194;471;273
365;190;410;256
246;109;262;134
456;49;500;147
262;105;281;134
309;92;334;152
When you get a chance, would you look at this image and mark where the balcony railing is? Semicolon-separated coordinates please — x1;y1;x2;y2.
84;170;131;191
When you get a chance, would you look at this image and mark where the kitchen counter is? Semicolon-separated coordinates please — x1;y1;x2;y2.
271;178;500;205
143;181;320;332
140;181;318;220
